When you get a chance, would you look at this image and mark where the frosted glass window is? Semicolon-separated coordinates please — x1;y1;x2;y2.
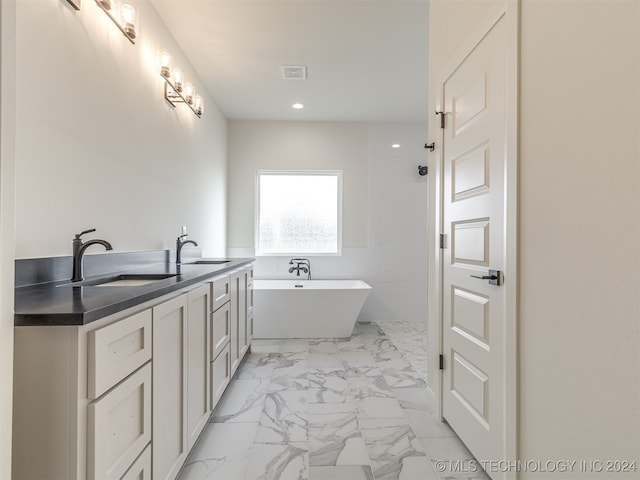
257;171;342;255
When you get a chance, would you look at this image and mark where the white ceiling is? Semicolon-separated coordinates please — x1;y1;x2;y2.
151;1;429;122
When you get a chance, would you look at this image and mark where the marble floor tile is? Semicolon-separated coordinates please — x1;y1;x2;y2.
419;436;475;462
309;465;374;480
344;376;393;402
343;365;383;379
360;418;437;480
392;388;456;438
308;370;350;403
375;320;428;378
212;379;270;423
308;404;368;467
379;362;428;389
309;340;339;354
335;336;368;352
270;359;310;391
340;351;376;367
245;442;309;480
365;338;399;356
356;397;406;419
178;422;257;480
308;353;345;370
236;353;283;380
255;390;309;443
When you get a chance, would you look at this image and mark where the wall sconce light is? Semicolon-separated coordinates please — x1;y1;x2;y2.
184;83;194;104
95;0;137;44
172;68;183;92
194;96;204;116
160;52;171;78
159;52;203;118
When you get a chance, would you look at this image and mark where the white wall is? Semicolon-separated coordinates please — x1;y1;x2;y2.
428;0;640;476
0;1;16;477
518;0;639;475
14;0;228;258
227;120;428;324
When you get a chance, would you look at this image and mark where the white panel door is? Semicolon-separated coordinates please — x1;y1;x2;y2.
442;14;510;474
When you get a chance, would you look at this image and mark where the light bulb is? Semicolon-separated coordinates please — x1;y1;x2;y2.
185;83;194;104
194;96;204;115
292;103;304;109
172;68;183;92
160;52;171;78
120;3;137;39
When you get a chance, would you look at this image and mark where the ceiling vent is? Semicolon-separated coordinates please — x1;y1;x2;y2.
281;65;307;80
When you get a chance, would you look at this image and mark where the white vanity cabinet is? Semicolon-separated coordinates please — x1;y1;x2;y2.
12;264;254;480
13;307;156;480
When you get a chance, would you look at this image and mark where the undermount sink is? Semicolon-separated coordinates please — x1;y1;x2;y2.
60;273;178;288
185;260;231;265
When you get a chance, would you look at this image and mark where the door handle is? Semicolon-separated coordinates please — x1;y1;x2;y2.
470;269;502;286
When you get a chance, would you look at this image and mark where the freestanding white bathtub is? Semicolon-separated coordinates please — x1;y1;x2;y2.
253;279;372;338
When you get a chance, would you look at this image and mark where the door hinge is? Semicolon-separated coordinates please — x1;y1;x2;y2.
439;354;444;370
435;111;445;129
439;233;446;249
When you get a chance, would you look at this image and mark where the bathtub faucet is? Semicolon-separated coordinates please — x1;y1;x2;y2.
289;258;311;280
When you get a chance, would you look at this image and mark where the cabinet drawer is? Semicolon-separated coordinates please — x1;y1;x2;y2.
121;444;151;480
88;309;152;399
211;344;231;410
87;363;151;480
210;274;230;312
211;301;231;361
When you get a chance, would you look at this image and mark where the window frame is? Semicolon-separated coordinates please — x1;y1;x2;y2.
255;170;343;257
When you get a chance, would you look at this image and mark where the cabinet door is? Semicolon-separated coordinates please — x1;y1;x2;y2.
152;294;188;480
229;270;241;375
238;269;248;359
211;301;231;360
87;363;151;480
186;284;211;451
211;343;231;409
245;266;254;347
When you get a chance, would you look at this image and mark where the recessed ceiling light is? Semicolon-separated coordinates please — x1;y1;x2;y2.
391;143;400;148
292;103;304;110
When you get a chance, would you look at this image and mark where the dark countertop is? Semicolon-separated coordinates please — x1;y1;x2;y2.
14;258;254;326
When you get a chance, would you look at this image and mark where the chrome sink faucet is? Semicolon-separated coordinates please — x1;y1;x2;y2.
289;258;311;280
71;229;113;282
176;234;198;264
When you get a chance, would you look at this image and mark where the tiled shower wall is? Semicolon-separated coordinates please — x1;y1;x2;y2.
227;122;429;326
